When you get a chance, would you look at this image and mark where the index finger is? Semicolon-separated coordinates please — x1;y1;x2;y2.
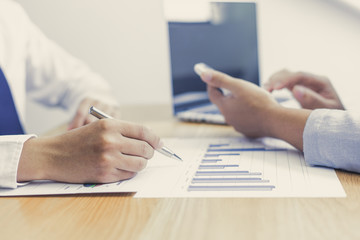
266;70;326;92
115;121;162;150
200;69;239;90
68;99;97;130
265;69;295;91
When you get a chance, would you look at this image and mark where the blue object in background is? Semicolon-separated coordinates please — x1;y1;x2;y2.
168;2;260;98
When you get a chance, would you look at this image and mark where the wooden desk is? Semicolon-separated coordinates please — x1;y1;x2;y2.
1;105;360;240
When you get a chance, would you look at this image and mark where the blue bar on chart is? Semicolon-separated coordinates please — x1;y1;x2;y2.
207;148;287;152
192;177;269;183
204;153;240;157
195;171;262;176
198;164;239;169
201;159;223;163
208;144;230;148
188;185;275;191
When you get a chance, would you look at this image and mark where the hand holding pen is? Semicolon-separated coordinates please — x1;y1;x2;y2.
89;106;182;161
17;108;177;185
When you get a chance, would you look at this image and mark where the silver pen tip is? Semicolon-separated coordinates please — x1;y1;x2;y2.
173;154;182;161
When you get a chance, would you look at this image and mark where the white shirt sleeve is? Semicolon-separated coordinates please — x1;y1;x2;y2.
0;135;36;189
0;1;119;189
303;109;360;173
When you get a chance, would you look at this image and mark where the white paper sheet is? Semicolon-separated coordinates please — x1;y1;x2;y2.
0;137;346;198
134;137;346;198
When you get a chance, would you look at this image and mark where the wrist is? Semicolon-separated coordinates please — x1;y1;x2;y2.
263;106;312;150
262;105;284;138
17;137;57;182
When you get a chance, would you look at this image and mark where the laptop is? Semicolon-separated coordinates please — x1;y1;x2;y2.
167;2;260;124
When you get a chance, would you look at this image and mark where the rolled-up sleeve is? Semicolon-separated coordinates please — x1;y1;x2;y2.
303;109;360;173
0;135;36;188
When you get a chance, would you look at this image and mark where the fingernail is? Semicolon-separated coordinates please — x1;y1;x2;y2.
202;71;213;83
293;85;305;99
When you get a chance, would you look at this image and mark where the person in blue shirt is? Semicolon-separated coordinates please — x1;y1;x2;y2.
198;68;360;173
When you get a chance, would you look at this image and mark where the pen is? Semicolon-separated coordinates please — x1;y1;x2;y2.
89;106;182;161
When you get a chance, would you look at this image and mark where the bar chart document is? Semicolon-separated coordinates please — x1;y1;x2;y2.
134;137;345;198
0;137;345;197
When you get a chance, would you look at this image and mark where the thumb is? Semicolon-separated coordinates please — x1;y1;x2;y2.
200;70;236;90
292;85;328;109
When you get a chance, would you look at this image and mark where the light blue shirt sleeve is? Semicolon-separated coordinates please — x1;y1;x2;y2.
303;109;360;173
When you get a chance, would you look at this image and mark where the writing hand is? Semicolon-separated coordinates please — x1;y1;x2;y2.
17;119;162;184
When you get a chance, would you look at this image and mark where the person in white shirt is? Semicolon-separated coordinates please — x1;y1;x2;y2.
198;68;360;173
0;0;161;188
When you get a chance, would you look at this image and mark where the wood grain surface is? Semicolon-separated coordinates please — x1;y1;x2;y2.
1;105;359;240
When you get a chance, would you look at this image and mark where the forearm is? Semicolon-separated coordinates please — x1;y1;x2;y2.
266;107;312;151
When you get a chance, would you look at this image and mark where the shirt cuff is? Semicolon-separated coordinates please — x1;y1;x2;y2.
0;134;36;189
303;109;360;172
303;109;337;168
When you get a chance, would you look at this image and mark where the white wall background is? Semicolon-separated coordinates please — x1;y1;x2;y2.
258;0;360;112
16;0;172;134
15;0;360;134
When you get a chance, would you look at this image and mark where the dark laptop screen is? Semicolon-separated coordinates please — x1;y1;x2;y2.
168;2;259;113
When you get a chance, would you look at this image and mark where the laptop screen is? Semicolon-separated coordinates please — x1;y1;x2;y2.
168;2;260;114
